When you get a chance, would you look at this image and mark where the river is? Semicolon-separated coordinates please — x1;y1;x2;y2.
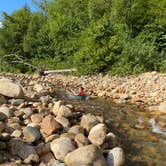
57;89;166;166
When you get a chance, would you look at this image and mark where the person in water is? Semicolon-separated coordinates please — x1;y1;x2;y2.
78;87;85;96
78;87;86;100
63;83;87;100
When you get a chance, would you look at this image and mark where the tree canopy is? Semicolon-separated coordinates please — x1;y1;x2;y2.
0;0;166;74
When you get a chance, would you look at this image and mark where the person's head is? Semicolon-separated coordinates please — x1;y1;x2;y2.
79;87;84;91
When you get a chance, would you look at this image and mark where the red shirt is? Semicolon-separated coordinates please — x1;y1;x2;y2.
78;90;85;96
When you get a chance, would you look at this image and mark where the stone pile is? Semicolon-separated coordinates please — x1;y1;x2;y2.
1;71;166;114
0;77;125;166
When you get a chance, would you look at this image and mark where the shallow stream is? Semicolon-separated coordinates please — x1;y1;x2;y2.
58;90;166;166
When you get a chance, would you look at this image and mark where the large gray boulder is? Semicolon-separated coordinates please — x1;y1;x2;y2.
9;138;38;160
23;126;41;142
65;144;107;166
0;79;24;98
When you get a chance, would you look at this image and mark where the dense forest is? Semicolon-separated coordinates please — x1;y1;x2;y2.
0;0;166;75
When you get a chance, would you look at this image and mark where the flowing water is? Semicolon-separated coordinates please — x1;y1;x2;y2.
57;89;166;166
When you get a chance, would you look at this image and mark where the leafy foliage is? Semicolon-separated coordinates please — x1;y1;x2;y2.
0;0;166;74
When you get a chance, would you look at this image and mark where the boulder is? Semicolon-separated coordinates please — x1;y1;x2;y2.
75;133;89;147
0;122;6;133
0;79;24;98
158;102;166;114
107;147;125;166
68;125;84;135
0;112;7;122
52;101;62;116
24;154;39;164
0;162;18;166
9;99;25;106
0;106;12;117
8;122;21;130
88;123;107;146
41;115;62;136
31;113;43;123
0;95;6;105
20;107;33;117
57;105;73;118
65;144;107;166
45;134;59;143
81;113;99;132
102;132;117;149
9;138;37;160
60;133;75;140
55;116;70;128
23;126;41;142
11;130;22;138
35;143;50;156
50;137;76;161
40;152;55;164
0;141;6;150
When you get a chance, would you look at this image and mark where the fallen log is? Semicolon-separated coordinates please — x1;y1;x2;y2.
44;69;77;74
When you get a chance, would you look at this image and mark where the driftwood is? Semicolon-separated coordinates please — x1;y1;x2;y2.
44;69;77;74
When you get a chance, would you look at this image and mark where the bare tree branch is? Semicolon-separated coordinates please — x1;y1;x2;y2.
0;54;37;69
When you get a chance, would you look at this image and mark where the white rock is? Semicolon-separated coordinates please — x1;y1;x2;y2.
50;137;76;161
57;105;73;118
88;123;107;146
107;147;125;166
65;144;107;166
55;116;70;128
52;100;62;116
158;102;166;114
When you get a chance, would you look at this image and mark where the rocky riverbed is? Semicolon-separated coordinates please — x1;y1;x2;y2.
0;73;126;166
0;72;166;165
1;71;166;111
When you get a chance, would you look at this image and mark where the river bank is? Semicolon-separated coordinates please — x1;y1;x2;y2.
1;71;166;114
0;73;126;165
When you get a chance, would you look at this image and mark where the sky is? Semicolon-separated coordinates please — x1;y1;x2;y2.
0;0;38;21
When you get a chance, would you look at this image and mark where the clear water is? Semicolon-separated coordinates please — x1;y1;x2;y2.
58;90;166;166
